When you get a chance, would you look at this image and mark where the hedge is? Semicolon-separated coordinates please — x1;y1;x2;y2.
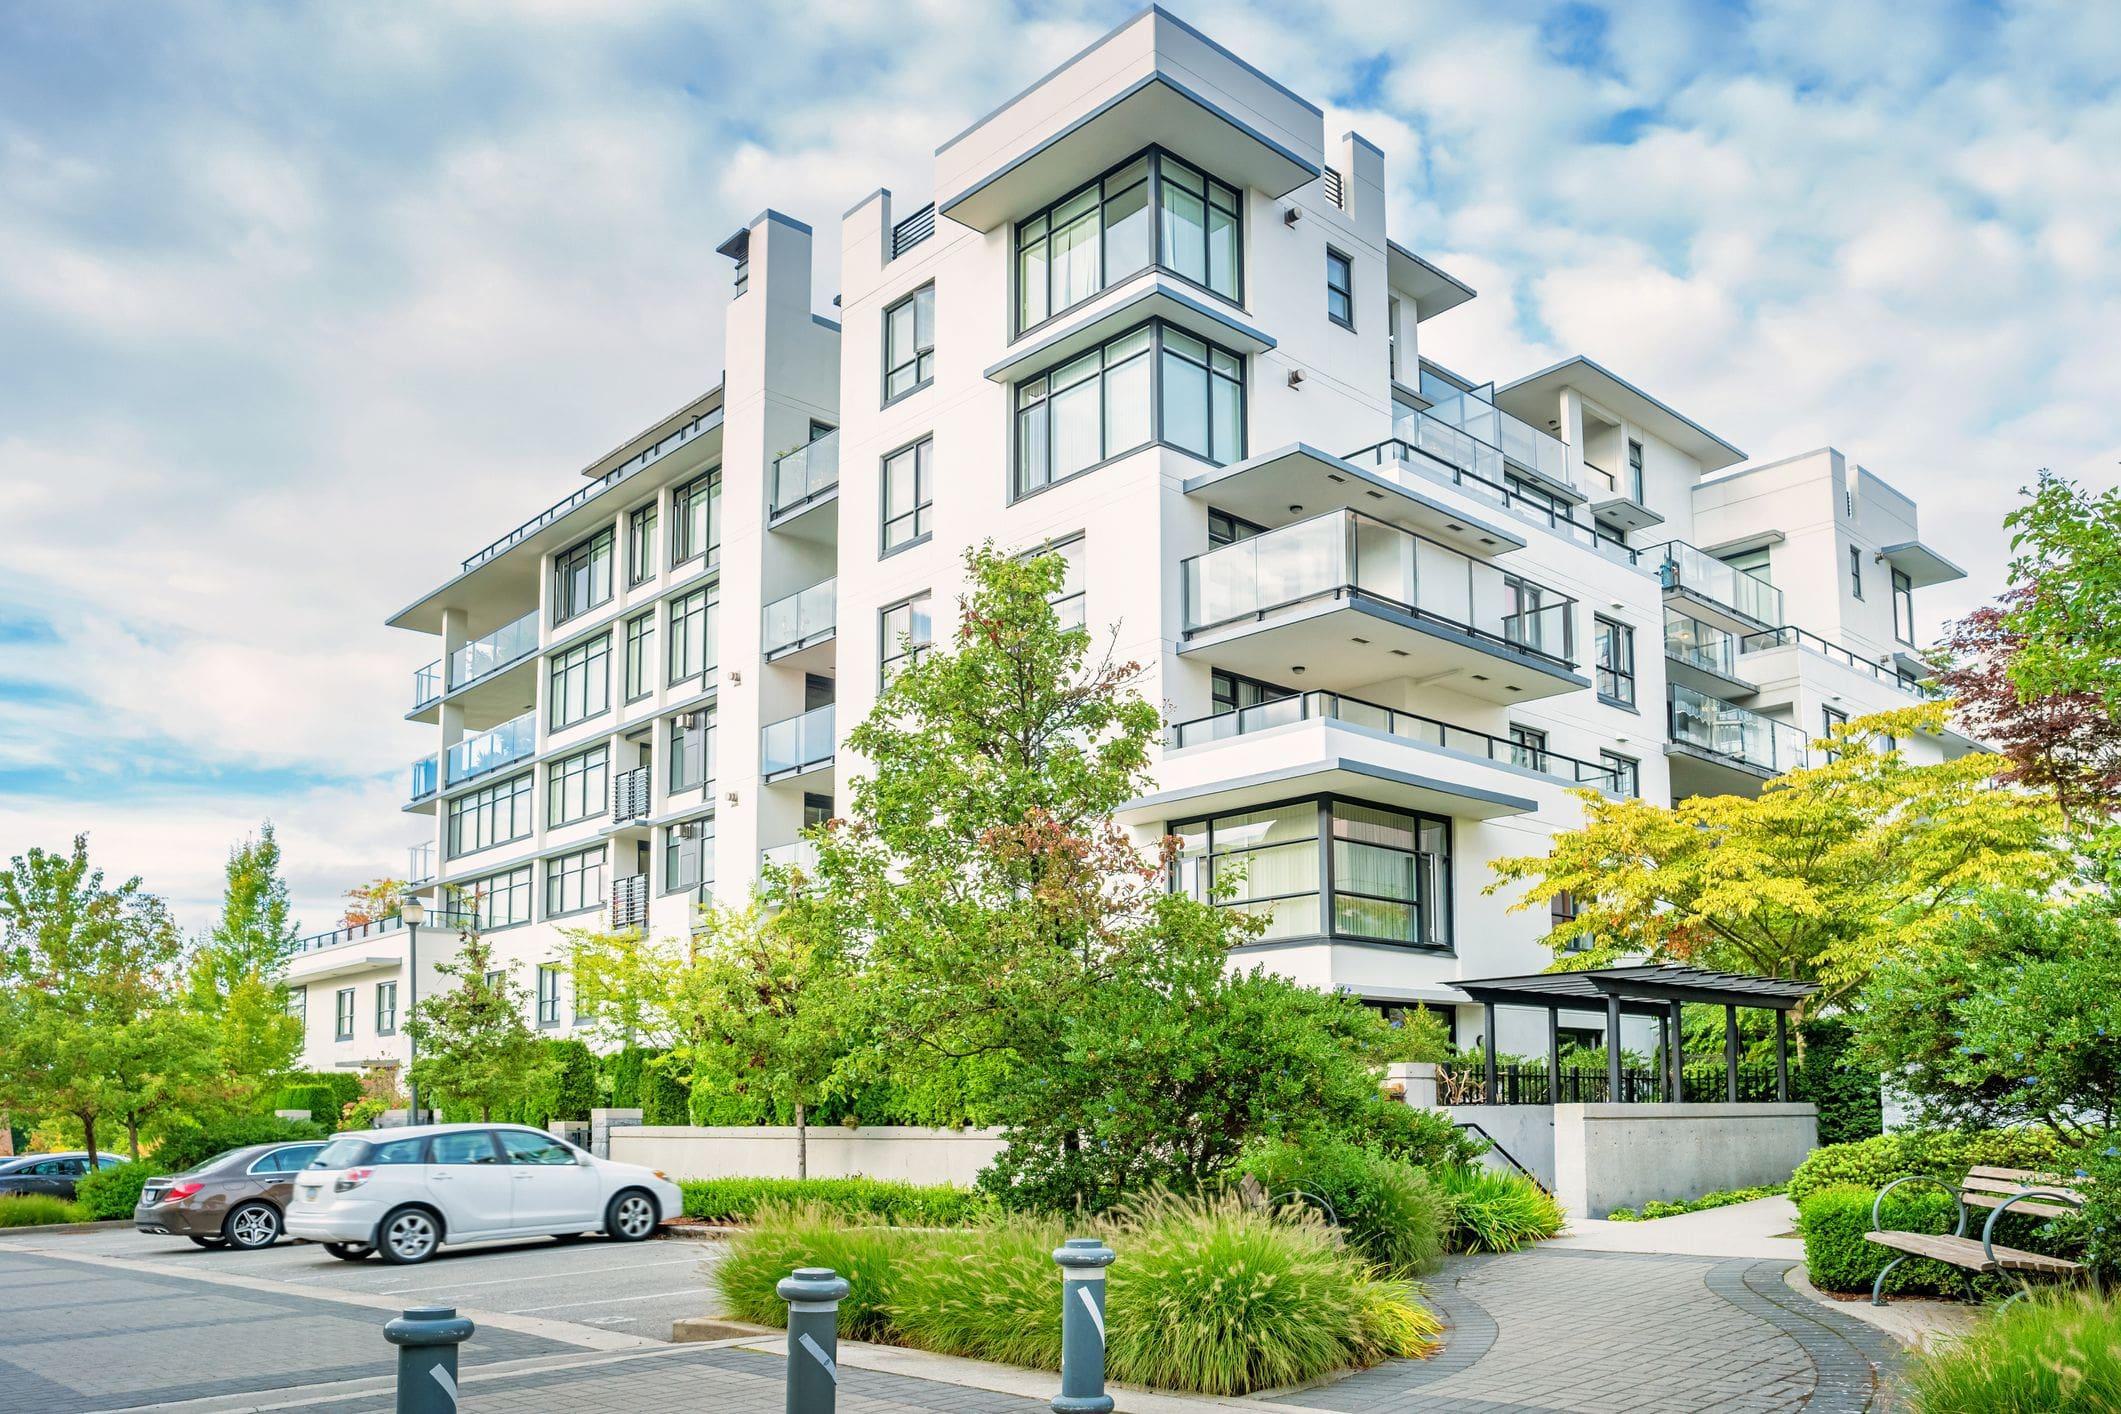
1797;1182;2072;1298
0;1194;94;1227
609;1047;651;1109
271;1071;360;1118
76;1161;156;1221
679;1177;984;1226
1786;1128;2068;1206
153;1116;327;1175
275;1084;340;1126
643;1061;691;1126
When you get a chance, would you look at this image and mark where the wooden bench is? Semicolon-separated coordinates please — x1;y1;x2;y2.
1864;1165;2089;1307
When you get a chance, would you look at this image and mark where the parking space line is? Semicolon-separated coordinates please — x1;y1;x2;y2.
505;1288;702;1314
382;1254;703;1294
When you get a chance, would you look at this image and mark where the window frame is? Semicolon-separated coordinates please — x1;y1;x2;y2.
1600;750;1640;798
1891;568;1916;645
623;609;656;702
1325;247;1354;329
668;707;715;795
458;865;534;932
880;435;934;557
883;284;936;404
551;528;614;627
547;744;610;828
334;988;355;1041
543;846;606;921
666;586;718;689
670;469;722;570
879;592;934;688
1849;544;1865;599
1593;614;1637;707
1507;724;1550;774
663;815;714;895
375;981;397;1036
446;772;534;860
535;964;564;1027
627;501;658;587
547;633;611;731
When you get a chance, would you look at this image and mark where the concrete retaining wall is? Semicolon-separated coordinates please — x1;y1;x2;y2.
1552;1102;1818;1218
1444;1104;1557;1187
608;1125;1008;1185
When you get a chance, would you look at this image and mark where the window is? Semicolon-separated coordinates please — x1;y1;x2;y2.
1208;508;1265;547
1012;147;1240;335
447;773;533;858
430;1131;501;1165
287;987;307;1026
1594;616;1636;706
664;816;714;894
1508;725;1549;773
535;965;564;1026
880;594;934;686
551;529;613;625
545;847;604;918
1502;575;1556;655
1626;439;1645;503
1043;534;1086;629
375;982;397;1036
881;437;933;554
1822;705;1849;760
671;470;721;569
548;745;609;827
623;610;655;701
1550;891;1591;953
501;1128;575;1164
884;284;935;401
669;707;715;793
1723;545;1773;584
1892;569;1915;645
1849;544;1864;599
334;988;355;1041
1387;297;1404;380
1329;802;1451;947
1600;751;1640;798
1212;668;1294;715
628;503;658;587
1325;248;1354;328
461;865;534;931
667;586;717;688
1013;320;1244;496
804;793;834;829
1173;801;1319;941
548;634;610;729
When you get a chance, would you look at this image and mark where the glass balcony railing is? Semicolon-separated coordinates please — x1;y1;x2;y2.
771;430;839;516
1667;684;1808;775
412;660;442;710
1181;510;1578;668
445;711;536;786
410;756;439;803
1664;609;1742;680
407;841;436;883
762;704;835;778
762;839;822;874
1422;387;1578;497
1167;690;1622;790
1739;625;1948;700
1651;542;1783;626
448;610;539;690
1353;425;1635;564
763;578;837;657
287;913;405;957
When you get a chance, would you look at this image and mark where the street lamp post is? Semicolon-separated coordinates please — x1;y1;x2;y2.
401;894;425;1124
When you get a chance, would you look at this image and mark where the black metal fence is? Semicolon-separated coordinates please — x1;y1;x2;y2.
1442;1061;1785;1106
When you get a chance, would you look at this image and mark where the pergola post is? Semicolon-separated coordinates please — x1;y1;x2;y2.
1724;1004;1740;1103
1774;1009;1790;1102
1667;999;1684;1103
1604;994;1622;1102
1482;1001;1498;1104
1546;1004;1561;1106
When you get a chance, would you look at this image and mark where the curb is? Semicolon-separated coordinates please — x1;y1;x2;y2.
0;1218;133;1237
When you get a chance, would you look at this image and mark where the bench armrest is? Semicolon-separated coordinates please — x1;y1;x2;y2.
1872;1175;1967;1238
1979;1188;2083;1267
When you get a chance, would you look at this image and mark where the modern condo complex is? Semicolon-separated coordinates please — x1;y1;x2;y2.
284;7;1977;1072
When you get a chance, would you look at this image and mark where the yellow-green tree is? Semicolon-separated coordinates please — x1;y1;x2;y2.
1487;705;2064;1004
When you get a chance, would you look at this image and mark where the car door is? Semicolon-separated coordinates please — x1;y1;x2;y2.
495;1129;601;1233
249;1144;327;1209
38;1159;85;1198
422;1130;514;1239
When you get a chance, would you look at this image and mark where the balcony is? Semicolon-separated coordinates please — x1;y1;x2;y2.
1355;424;1635;563
1422;386;1581;502
412;661;442;712
1667;684;1807;797
1652;541;1783;630
763;579;837;662
762;704;835;783
762;839;822;875
1738;626;1947;701
1585;460;1664;533
1179;510;1586;703
611;765;651;824
408;841;436;885
609;873;649;930
1185;444;1527;559
1169;690;1621;791
1664;609;1752;697
445;711;535;787
770;430;839;529
283;914;413;982
409;757;439;805
449;610;539;691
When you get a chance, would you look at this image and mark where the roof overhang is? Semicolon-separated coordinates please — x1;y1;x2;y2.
1454;963;1818;1014
983;276;1273;383
1879;540;1966;588
1182;444;1527;554
1118;757;1536;827
1496;356;1745;472
1385;241;1476;321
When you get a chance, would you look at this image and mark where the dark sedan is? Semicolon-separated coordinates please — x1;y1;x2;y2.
0;1152;127;1201
134;1140;327;1249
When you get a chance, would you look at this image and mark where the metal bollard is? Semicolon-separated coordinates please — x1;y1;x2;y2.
384;1305;474;1414
778;1266;850;1414
1052;1237;1116;1414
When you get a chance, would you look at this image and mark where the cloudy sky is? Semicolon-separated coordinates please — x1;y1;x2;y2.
2;0;2115;933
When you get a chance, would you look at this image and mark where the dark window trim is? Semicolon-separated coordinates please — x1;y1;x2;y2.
626;499;659;588
551;526;616;627
546;743;611;829
333;987;355;1041
446;771;535;861
882;284;936;406
1594;614;1637;708
1849;544;1865;599
879;591;935;689
669;467;723;571
880;434;935;559
1891;568;1916;646
622;609;656;704
1325;246;1355;330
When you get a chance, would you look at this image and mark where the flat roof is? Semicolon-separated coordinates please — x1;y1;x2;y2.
1385;241;1476;320
1496;356;1745;472
1455;963;1818;1013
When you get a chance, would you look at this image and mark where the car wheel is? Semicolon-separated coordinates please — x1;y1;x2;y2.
225;1201;282;1251
376;1207;442;1265
605;1189;658;1243
188;1235;229;1248
323;1241;374;1261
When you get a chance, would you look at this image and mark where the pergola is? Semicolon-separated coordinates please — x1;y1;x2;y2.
1453;964;1820;1105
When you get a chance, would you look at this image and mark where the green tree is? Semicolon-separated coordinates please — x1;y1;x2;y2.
1486;705;2065;1004
188;824;303;1106
197;823;298;990
404;931;559;1122
1999;471;2121;714
565;924;680;1049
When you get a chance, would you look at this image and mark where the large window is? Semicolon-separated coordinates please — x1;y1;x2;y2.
628;502;658;587
548;745;608;827
544;846;605;919
375;981;397;1036
881;437;932;554
880;594;933;686
334;988;354;1041
552;529;613;625
1325;248;1353;328
1601;750;1640;798
669;707;715;793
623;610;655;701
1892;568;1915;645
664;816;714;894
671;470;721;569
1212;668;1293;715
536;964;563;1026
884;285;935;402
447;772;533;859
1723;545;1773;584
1594;615;1636;706
461;865;534;931
1013;147;1242;335
1171;798;1452;950
667;586;717;688
1014;320;1244;496
548;634;610;729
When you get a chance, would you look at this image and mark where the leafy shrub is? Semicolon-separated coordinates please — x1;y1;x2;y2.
609;1046;650;1109
642;1061;691;1125
527;1039;597;1122
1606;1185;1782;1222
712;1195;1439;1395
0;1194;94;1226
1236;1138;1448;1275
152;1116;327;1175
75;1160;156;1220
271;1071;360;1116
1900;1292;2121;1411
275;1084;339;1125
1789;1018;1883;1146
1786;1128;2067;1206
1798;1183;1963;1295
1360;1097;1486;1171
680;1177;982;1227
1431;1164;1563;1253
2069;1146;2120;1286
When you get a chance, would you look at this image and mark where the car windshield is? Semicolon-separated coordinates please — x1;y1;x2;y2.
307;1137;375;1169
176;1147;246;1177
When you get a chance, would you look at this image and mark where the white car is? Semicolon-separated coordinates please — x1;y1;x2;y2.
285;1123;683;1265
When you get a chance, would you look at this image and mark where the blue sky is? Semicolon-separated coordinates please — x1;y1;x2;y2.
1;0;2116;931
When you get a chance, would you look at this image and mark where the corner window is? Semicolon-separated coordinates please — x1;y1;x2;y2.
1013;320;1243;497
547;745;609;828
627;503;658;587
671;470;721;569
884;285;935;402
544;847;604;920
1849;545;1864;599
667;587;717;688
881;437;933;555
334;988;354;1041
1012;147;1241;336
548;634;611;730
1593;615;1636;706
552;529;614;625
1892;569;1915;645
1325;248;1354;329
880;593;933;687
536;964;563;1026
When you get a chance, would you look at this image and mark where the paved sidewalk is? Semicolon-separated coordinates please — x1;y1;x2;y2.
1543;1195;1806;1260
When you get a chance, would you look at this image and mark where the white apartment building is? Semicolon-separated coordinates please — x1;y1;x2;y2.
285;7;1978;1073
